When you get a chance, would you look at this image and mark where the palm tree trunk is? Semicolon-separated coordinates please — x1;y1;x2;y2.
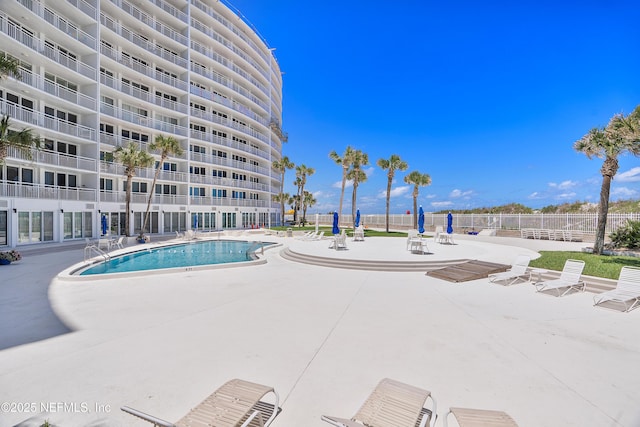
125;174;133;236
594;175;612;255
338;168;346;225
385;178;392;233
413;194;418;229
280;171;285;226
352;182;358;230
142;162;162;236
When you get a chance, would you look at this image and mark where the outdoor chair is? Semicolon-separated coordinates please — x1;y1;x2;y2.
407;230;419;250
113;236;125;250
121;378;280;427
321;378;437;427
442;407;518;427
534;259;586;297
593;266;640;312
489;255;531;286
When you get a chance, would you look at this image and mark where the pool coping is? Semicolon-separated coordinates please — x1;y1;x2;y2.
56;238;283;281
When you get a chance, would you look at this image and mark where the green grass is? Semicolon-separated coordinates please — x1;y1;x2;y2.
530;251;640;280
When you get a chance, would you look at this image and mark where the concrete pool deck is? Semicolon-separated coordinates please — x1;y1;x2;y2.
1;232;639;426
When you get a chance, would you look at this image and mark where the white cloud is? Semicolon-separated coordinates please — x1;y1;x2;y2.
528;192;542;199
449;189;473;198
390;186;410;197
555;192;577;200
612;186;638;197
377;186;409;199
617;167;640;182
548;180;577;190
431;201;454;208
332;179;353;189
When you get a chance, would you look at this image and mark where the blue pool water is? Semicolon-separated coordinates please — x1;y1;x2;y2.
79;240;270;275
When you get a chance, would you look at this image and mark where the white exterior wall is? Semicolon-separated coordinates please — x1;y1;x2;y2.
0;0;285;247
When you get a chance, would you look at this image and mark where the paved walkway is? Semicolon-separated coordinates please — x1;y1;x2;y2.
1;233;639;427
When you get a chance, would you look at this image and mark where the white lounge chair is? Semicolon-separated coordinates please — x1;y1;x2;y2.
112;236;125;250
296;231;314;240
443;407;518;427
593;266;640;312
489;255;531;286
312;231;325;241
122;379;280;427
322;378;437;427
534;259;586;296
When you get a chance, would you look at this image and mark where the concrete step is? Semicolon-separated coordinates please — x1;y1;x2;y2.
279;247;469;272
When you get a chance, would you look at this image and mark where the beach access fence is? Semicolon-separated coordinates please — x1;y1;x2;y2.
310;212;640;235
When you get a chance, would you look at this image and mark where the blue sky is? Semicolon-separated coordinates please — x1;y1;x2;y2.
227;1;640;213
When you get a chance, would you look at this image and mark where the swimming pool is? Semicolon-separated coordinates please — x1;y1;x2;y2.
78;240;272;276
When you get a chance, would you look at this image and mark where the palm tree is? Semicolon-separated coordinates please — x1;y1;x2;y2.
272;156;294;225
141;134;183;237
0;53;20;80
377;154;409;233
574;105;640;254
0;115;40;164
404;171;432;229
329;146;355;225
114;142;154;237
272;192;290;221
294;164;315;226
347;149;369;229
301;190;316;225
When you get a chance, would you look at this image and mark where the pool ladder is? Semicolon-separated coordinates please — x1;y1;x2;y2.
84;243;111;263
247;241;264;259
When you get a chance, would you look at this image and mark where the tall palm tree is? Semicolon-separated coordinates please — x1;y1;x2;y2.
329;146;355;225
0;53;20;80
404;171;432;229
377;154;409;232
294;164;315;226
141;134;183;237
301;190;316;225
291;176;302;224
347;149;369;229
272;192;290;220
574;105;640;254
272;156;294;225
0;115;40;164
114;142;154;236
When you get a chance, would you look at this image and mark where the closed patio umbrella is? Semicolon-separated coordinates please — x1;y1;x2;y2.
355;209;361;228
101;214;108;236
418;206;425;234
332;212;340;235
447;212;453;234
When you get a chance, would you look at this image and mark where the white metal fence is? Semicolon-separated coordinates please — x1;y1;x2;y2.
311;213;640;235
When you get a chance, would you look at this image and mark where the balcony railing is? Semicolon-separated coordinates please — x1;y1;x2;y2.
16;68;97;110
100;44;188;90
7;146;97;172
0;181;96;201
66;0;97;20
1;101;96;140
100;192;189;205
117;0;188;46
101;12;187;68
16;0;97;49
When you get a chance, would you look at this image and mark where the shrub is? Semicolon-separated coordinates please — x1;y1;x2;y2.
609;220;640;249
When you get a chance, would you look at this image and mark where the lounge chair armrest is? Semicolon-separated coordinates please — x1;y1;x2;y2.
121;405;175;427
321;415;362;427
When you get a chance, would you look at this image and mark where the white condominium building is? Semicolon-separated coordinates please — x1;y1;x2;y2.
0;0;286;248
